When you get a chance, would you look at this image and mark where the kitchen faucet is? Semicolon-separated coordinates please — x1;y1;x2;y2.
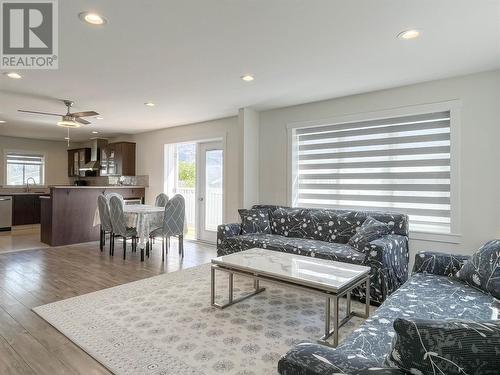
26;177;36;193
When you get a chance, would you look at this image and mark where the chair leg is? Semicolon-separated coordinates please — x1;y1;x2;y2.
162;236;165;262
146;241;150;258
110;234;114;256
99;226;103;251
123;236;126;260
179;234;184;258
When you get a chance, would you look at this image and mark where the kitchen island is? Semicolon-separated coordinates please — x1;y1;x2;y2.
40;186;145;246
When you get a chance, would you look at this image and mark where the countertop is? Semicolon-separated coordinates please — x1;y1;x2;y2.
49;186;146;189
0;192;50;196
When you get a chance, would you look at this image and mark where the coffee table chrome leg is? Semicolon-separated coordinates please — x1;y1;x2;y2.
320;295;339;346
228;273;234;304
211;267;266;309
324;296;330;339
332;296;339;347
210;266;216;305
364;277;370;318
346;291;351;320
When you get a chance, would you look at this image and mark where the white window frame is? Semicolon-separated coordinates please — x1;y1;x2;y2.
287;100;462;244
4;150;47;187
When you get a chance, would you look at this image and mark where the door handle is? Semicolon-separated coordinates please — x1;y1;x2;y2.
0;198;11;201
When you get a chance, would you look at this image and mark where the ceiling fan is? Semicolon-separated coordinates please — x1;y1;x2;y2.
18;99;99;128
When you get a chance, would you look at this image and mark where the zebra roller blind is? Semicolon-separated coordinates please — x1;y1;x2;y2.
293;111;451;233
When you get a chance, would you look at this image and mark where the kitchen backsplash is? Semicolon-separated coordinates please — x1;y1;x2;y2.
70;175;149;187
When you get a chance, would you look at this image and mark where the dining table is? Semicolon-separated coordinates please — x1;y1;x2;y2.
123;204;165;261
94;204;164;261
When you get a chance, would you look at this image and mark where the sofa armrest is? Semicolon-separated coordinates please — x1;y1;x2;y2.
217;223;241;243
278;343;405;375
412;251;470;277
364;235;409;303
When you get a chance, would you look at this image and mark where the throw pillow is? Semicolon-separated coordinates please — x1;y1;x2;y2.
238;208;271;234
386;318;500;375
456;239;500;299
348;216;391;251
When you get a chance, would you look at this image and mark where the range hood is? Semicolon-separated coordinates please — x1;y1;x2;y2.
79;138;108;171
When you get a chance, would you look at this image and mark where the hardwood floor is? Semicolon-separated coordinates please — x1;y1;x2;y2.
0;237;216;375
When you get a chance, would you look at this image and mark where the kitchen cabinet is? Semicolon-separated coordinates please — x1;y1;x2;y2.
100;142;136;176
12;194;45;226
67;148;91;177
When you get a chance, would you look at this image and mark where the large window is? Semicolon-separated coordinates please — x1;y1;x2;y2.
290;109;455;234
5;152;45;186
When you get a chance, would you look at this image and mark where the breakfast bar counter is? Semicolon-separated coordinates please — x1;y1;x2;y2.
40;186;145;246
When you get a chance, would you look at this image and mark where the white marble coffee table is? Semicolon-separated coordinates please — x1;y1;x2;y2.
211;248;371;346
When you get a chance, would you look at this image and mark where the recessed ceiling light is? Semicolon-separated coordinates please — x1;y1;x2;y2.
96;116;104;120
4;72;22;79
397;29;421;40
79;12;107;25
92;130;99;134
0;120;6;123
144;102;155;107
241;74;255;82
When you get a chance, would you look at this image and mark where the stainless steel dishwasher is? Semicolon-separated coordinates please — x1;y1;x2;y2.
0;196;12;231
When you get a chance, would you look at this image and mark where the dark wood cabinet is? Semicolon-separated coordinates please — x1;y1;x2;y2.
67;148;91;177
100;142;136;176
12;194;45;226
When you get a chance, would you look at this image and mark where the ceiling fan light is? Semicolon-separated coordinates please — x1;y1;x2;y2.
57;119;81;128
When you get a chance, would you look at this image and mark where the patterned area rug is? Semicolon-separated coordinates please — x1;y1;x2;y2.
34;263;374;375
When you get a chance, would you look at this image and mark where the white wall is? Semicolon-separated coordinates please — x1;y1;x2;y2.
0;135;69;186
239;107;260;208
128;116;241;222
259;70;500;260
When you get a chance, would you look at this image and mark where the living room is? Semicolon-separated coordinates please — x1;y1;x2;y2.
0;1;498;374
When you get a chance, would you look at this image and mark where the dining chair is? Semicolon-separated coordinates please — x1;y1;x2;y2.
109;196;137;260
97;194;114;254
150;194;185;261
105;192;124;207
155;193;169;207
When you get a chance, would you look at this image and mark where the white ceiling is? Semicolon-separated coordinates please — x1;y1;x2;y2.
0;0;499;142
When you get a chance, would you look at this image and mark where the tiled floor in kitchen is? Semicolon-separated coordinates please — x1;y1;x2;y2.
0;225;49;254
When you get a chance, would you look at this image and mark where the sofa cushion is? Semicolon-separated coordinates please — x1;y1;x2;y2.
224;233;366;263
386;318;500;375
270;207;308;237
238;208;271;234
348;217;392;251
270;208;365;244
456;239;500;299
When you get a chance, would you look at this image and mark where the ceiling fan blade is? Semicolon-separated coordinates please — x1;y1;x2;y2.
18;109;64;117
74;117;91;125
70;110;99;117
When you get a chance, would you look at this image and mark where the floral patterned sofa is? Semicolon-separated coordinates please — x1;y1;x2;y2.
217;205;409;304
277;251;499;375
